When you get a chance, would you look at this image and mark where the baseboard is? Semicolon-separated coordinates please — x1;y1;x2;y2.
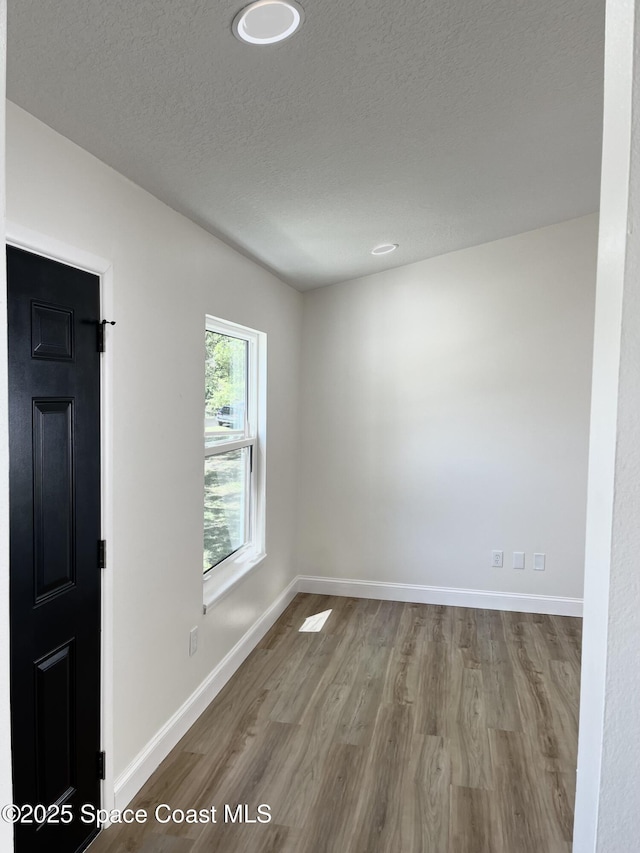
296;575;583;617
113;576;298;810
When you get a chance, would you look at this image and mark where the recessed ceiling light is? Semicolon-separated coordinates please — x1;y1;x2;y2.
371;243;398;256
233;0;304;45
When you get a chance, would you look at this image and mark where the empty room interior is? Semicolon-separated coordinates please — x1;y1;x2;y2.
1;0;640;851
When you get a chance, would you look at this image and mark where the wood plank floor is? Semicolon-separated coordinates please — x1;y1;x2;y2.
88;594;581;853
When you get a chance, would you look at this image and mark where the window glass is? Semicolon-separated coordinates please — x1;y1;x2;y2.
205;331;248;446
203;447;250;571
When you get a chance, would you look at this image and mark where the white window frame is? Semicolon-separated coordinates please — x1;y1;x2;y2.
203;315;266;612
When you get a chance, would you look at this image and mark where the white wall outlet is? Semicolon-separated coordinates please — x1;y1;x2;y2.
513;551;525;570
534;553;546;571
492;550;503;568
189;626;198;657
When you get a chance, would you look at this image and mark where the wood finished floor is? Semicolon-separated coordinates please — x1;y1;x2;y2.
89;594;581;853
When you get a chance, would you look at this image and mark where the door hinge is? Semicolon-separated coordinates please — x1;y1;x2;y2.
97;751;106;781
97;319;116;353
98;540;107;569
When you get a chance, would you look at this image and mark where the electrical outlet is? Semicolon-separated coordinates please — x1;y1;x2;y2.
513;551;525;570
492;550;503;568
189;626;198;657
534;553;546;571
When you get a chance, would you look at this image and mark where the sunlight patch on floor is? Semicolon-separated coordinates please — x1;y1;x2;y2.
299;609;332;632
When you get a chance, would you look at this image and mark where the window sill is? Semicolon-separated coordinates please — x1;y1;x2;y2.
203;549;267;613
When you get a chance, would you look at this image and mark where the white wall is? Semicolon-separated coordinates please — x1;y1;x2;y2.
297;216;597;601
4;102;303;783
574;0;640;849
0;5;14;852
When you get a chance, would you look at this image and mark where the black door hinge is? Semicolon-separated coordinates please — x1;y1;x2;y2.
97;751;106;781
98;540;107;569
97;319;116;353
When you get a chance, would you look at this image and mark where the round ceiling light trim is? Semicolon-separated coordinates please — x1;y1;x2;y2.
371;243;399;256
233;0;304;45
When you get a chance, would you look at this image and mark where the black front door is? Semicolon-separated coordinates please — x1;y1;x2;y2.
7;246;102;853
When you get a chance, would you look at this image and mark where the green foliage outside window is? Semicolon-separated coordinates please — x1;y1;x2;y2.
205;331;246;418
204;450;244;571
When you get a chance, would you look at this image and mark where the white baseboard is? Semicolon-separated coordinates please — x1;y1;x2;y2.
113;576;298;810
296;575;583;617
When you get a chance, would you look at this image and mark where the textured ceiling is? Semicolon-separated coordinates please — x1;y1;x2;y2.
7;0;604;289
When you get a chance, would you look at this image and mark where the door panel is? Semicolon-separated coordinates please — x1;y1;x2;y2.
8;246;102;853
33;398;76;601
31;302;74;360
35;640;76;806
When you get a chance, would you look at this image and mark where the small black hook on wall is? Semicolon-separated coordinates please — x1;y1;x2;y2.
97;319;116;352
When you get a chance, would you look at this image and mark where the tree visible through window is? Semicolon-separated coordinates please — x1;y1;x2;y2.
205;332;246;432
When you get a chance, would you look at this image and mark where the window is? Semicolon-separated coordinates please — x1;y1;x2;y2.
203;316;265;600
